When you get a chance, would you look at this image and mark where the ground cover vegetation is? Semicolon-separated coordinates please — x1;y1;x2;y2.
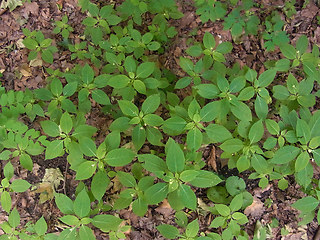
0;0;320;239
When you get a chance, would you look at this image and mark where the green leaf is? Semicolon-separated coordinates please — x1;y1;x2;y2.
141;94;160;114
195;84;220;99
55;193;74;214
60;112;73;134
59;215;79;226
310;111;320;138
254;96;268;120
91;170;110;201
143;114;163;127
296;35;308;54
257;69;277;88
20;153;33;171
179;57;193;73
23;38;38;50
45;140;64;160
187;128;202;151
295;151;310;172
92;215;123;232
296;119;311;144
186;220;199;238
117;171;136;188
248;120;264;144
132;124;146;151
189;170;222;188
136;62;155;78
177;184;196;210
265;119;280;135
74;189;91;218
79;225;95;240
292;196;319;212
162;116;187;134
251;154;270;174
157;224;179;239
76;161;96;180
230;100;252;122
220;139;243;154
10;179;31;192
50;78;63;97
138;154;167;173
82;64;94;84
186;45;203;57
118;100;139;117
1;191;12;213
166;138;185;173
41;120;60;137
8;208;20;229
230;194;243;212
280;43;297;59
205;124;232;142
92;89;110;105
145;183;168;205
35;216;47;236
203;32;216;49
238;87;255;101
200;101;221;122
41;49;54;63
210;216;225;228
79;137;97;157
270;146;300;164
215;204;230;217
108;75;130;88
105;148;135;167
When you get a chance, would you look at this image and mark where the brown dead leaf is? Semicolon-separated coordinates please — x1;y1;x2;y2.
155;199;174;218
23;2;39;17
244;197;265;218
208;145;217;172
19;63;32;77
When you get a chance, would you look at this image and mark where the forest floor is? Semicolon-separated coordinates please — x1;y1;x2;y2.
1;0;320;239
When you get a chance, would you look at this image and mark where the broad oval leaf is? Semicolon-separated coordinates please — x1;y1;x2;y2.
105;148;135;167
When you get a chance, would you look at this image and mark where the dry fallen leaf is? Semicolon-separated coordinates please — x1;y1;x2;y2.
208;145;217;172
244;197;265;218
19;63;32;77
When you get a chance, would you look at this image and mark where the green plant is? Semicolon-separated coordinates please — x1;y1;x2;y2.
262;12;289;51
53;15;74;39
2;0;320;239
22;30;58;64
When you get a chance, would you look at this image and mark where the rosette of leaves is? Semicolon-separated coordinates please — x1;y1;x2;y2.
273;74;315;109
0;127;44;171
194;0;227;23
117;0;148;25
53;15;74;39
157;219;201;240
209;194;249;240
186;32;233;65
223;2;260;38
54;190;125;240
113;172;154;216
147;14;178;43
63;64;111;113
113;94;163;150
107;56;158;100
279;35;320;80
22;29;58;64
0;162;31;213
0;89;39;120
40;111;97;161
138;138;222;211
81;3;122;45
268;110;320;189
262;12;289;52
126;29;161;58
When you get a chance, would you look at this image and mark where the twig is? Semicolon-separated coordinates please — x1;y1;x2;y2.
63;161;69;195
